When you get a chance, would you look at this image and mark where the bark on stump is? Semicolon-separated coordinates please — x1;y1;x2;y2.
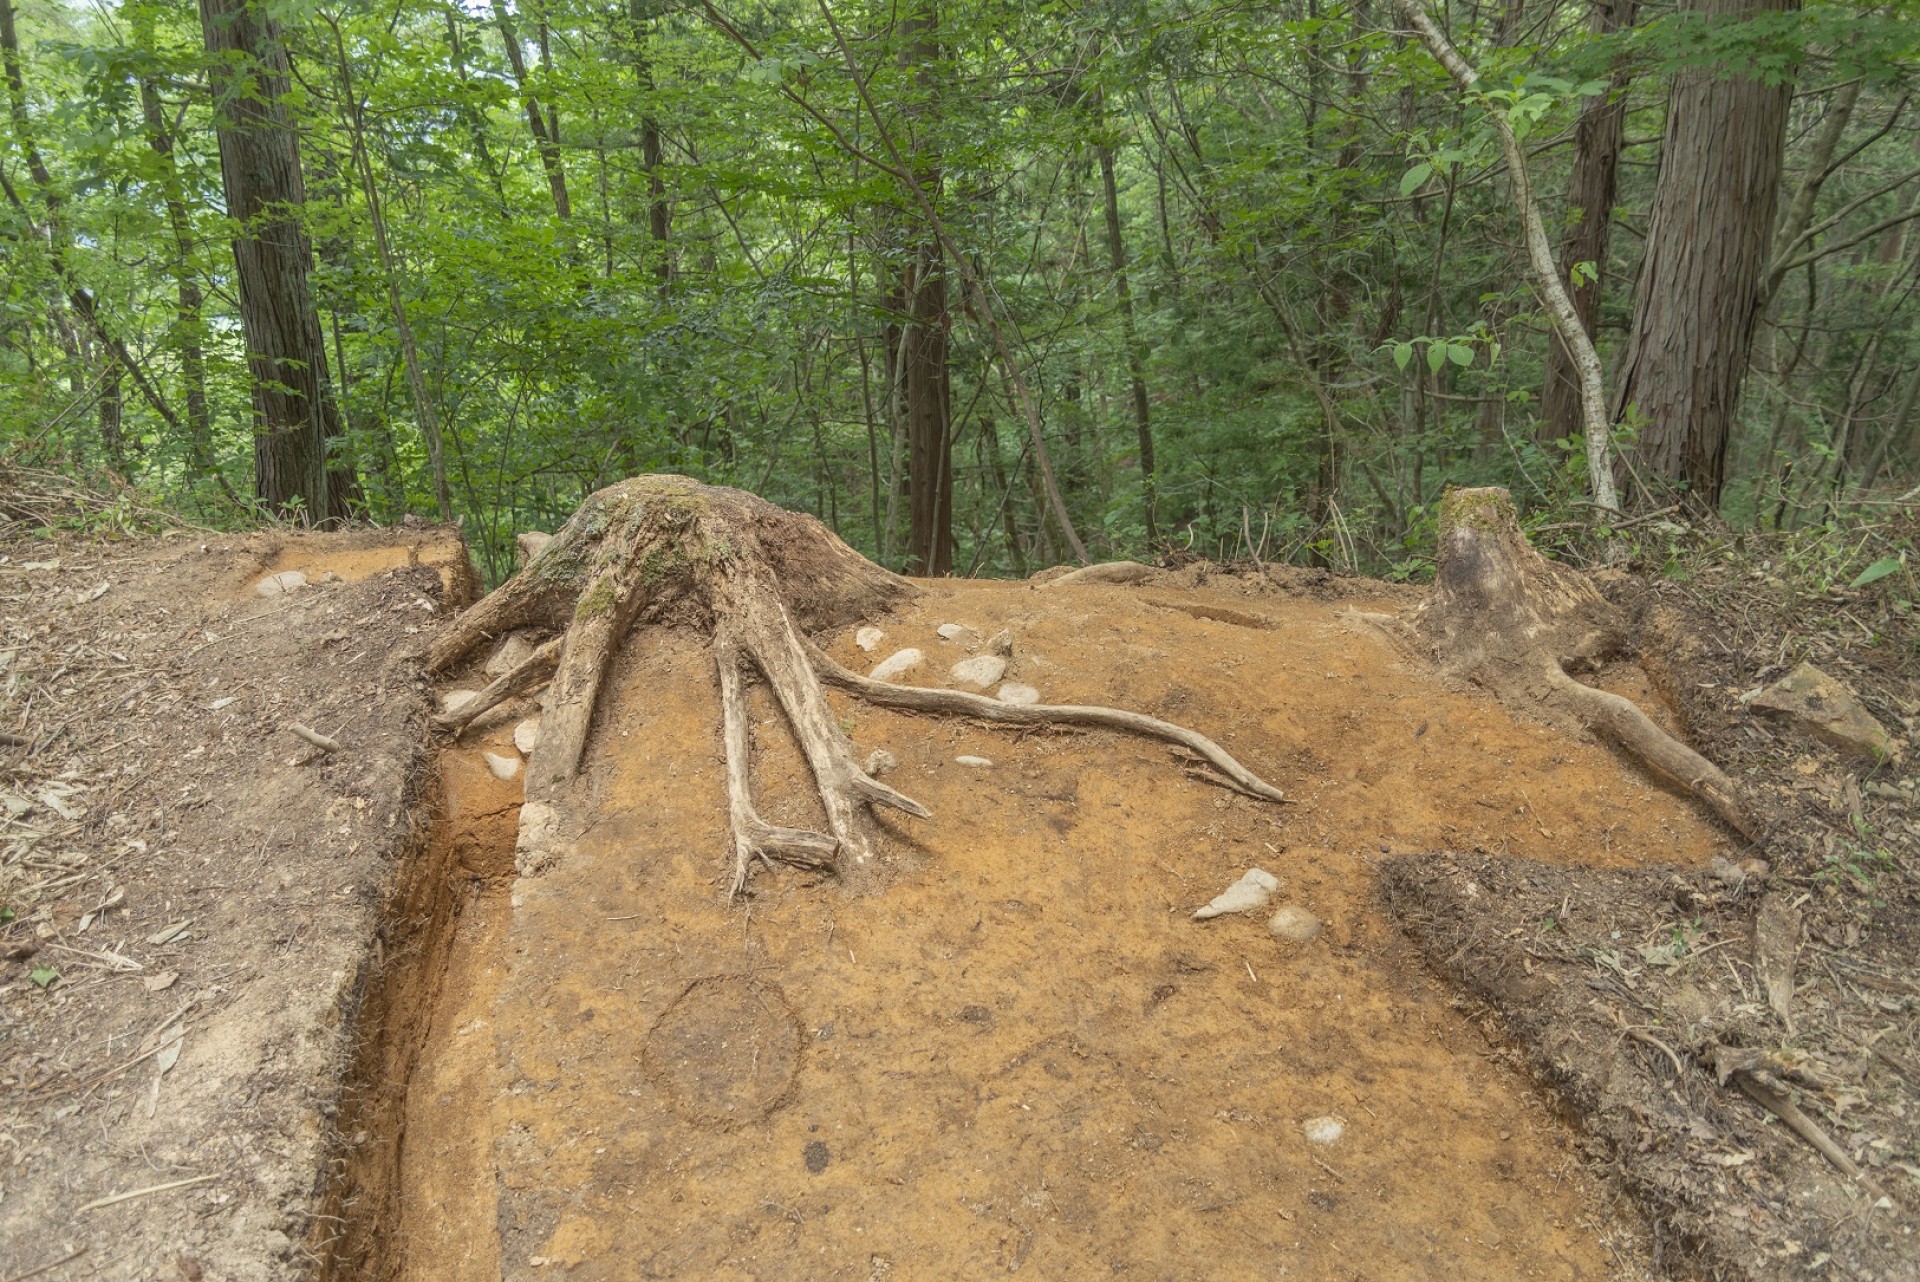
431;474;1284;895
1411;487;1757;839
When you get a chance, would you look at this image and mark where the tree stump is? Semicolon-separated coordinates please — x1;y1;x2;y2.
1411;487;1757;839
430;474;1285;895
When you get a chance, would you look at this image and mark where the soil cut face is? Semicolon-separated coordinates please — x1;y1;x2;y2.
380;570;1737;1280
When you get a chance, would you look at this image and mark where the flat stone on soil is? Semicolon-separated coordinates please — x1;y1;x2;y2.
1268;904;1322;943
1745;662;1900;761
484;752;521;781
865;748;898;776
1194;868;1279;919
856;626;886;652
439;689;479;716
950;654;1008;688
996;682;1040;706
514;717;541;756
935;623;972;643
869;648;923;681
955;755;993;768
255;570;306;597
1303;1115;1345;1146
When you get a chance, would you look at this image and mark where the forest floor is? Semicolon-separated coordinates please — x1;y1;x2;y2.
1;503;1915;1281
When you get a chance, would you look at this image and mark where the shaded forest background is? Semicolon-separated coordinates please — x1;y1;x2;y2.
3;0;1918;585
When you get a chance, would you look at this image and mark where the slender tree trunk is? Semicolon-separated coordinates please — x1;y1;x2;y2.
493;0;571;219
1540;0;1637;446
326;18;452;522
199;0;358;521
132;5;217;482
1098;138;1158;541
1610;0;1800;510
623;0;670;290
898;2;952;577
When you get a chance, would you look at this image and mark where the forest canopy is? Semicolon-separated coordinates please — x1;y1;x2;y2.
2;0;1917;582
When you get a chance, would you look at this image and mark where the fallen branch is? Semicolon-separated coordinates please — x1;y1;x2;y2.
285;722;340;754
1731;1070;1879;1192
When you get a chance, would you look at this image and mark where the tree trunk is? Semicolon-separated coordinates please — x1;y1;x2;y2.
1540;0;1638;447
897;3;952;577
1099;139;1158;542
199;0;358;522
623;0;670;290
133;11;217;482
1610;0;1799;510
493;0;571;220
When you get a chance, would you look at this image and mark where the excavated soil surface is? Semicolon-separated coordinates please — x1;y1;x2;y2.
356;572;1745;1280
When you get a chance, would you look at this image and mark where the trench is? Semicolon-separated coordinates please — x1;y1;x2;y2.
315;745;520;1282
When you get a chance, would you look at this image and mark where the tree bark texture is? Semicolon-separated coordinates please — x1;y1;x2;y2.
1540;0;1637;447
199;0;357;521
1611;0;1799;510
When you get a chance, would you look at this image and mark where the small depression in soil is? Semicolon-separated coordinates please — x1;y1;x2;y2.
335;578;1733;1280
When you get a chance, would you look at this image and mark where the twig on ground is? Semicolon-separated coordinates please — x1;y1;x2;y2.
284;723;340;754
74;1172;219;1213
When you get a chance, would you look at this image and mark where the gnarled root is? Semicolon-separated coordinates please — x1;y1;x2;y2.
433;474;1284;898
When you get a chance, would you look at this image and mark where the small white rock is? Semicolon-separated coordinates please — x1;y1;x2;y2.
439;689;479;716
484;752;521;781
856;626;886;652
870;648;923;681
949;654;1008;689
865;748;899;776
936;623;972;643
955;755;994;768
208;696;238;711
1302;1116;1345;1146
255;570;306;597
1193;868;1279;920
1268;904;1322;943
514;717;541;756
996;682;1040;706
486;632;538;677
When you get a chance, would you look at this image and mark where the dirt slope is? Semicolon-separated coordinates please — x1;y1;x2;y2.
371;571;1735;1280
0;524;467;1281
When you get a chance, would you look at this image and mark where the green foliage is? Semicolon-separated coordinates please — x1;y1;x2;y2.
0;0;1913;583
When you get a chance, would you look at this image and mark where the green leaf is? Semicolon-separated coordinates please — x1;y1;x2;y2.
1447;343;1474;367
1426;342;1447;374
1398;162;1432;197
1393;342;1413;370
29;965;57;988
1488;341;1503;364
1850;556;1904;588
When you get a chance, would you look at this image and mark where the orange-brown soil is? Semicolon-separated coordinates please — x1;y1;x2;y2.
385;575;1734;1280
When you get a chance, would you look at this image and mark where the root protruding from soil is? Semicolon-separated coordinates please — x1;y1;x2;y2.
1411;487;1758;838
431;474;1284;894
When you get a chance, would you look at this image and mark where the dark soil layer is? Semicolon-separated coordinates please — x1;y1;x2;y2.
1381;549;1920;1282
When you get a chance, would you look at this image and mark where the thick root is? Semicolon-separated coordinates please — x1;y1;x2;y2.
435;637;561;735
810;646;1287;804
1541;662;1758;838
716;636;840;899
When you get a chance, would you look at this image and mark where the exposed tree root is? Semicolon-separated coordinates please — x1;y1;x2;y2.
430;474;1283;895
809;646;1287;804
1409;487;1759;839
